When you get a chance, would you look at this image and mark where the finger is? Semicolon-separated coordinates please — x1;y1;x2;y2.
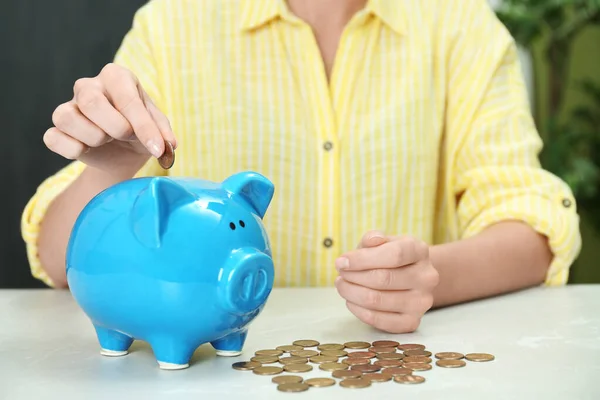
357;230;388;249
52;101;111;148
336;237;426;271
98;64;164;157
43;127;89;160
345;301;420;334
339;263;440;291
142;90;177;149
335;276;433;313
73;77;133;142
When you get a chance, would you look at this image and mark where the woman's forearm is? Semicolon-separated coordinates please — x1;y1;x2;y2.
430;221;554;308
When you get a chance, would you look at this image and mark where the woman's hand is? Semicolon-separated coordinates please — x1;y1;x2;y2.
334;231;440;333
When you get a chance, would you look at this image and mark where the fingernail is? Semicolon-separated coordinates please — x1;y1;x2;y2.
335;257;350;270
147;139;162;158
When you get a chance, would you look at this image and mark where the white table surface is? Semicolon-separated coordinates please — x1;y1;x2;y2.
1;285;599;399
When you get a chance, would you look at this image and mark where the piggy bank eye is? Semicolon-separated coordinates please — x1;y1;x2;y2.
229;222;236;230
239;220;245;228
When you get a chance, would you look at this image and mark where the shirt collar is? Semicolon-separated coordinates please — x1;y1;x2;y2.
240;0;407;35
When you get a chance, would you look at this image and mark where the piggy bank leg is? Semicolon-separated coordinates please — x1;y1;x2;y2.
211;329;247;356
94;325;134;357
149;337;196;370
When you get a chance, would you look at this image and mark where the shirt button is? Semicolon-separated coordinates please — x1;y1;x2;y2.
323;141;333;151
323;237;333;248
562;198;572;208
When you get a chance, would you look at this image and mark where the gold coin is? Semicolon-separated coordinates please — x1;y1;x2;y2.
253;366;283;375
293;340;320;347
280;356;309;365
255;349;283;356
342;357;371;366
347;351;376;359
397;343;425;351
436;359;466;368
339;377;371;388
369;346;397;354
363;373;392;382
344;341;371;349
272;375;304;384
371;340;399;348
320;349;347;357
376;352;403;360
317;343;345;351
319;362;348;372
381;367;412;376
332;369;363;379
394;375;425;384
310;355;338;364
291;350;319;358
403;349;432;357
404;362;432;371
435;352;464;360
158;140;175;169
251;355;278;363
351;364;381;373
374;359;403;368
277;382;309;392
284;363;313;373
276;345;304;352
232;361;261;371
305;378;336;387
465;353;495;362
403;356;432;363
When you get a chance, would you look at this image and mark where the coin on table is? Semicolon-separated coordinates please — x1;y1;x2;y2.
332;370;363;379
251;355;279;363
284;363;313;373
374;359;403;368
403;349;432;357
310;355;338;364
253;366;283;375
276;344;304;352
232;361;261;371
291;350;319;358
348;351;376;359
277;382;310;392
394;375;425;384
317;343;345;351
280;356;309;365
371;340;399;348
369;346;397;354
158;140;175;169
343;357;371;366
381;367;412;376
435;352;464;360
376;352;403;360
272;375;304;384
351;364;381;373
344;341;371;349
363;373;392;382
403;356;432;364
465;353;495;362
319;362;348;372
404;362;432;371
255;349;284;356
320;349;347;357
436;359;466;368
339;377;371;388
305;378;336;387
293;339;320;348
397;343;426;351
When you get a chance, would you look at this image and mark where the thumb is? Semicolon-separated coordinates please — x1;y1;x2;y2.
358;230;388;248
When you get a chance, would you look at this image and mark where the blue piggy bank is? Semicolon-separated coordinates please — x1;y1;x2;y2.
66;171;275;370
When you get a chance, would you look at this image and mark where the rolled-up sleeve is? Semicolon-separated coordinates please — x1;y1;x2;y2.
444;0;582;286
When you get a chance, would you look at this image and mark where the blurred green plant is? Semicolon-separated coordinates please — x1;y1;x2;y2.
495;0;600;226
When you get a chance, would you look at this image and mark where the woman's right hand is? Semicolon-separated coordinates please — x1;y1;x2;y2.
44;63;176;176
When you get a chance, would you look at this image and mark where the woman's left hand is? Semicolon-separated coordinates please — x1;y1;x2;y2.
334;231;440;333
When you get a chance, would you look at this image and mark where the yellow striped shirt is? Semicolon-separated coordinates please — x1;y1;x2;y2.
21;0;581;288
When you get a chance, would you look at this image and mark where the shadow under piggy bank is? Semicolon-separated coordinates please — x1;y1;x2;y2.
65;171;276;370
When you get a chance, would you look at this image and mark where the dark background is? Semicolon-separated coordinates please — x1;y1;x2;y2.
1;0;148;288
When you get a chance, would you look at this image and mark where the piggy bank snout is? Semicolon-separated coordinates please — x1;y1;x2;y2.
220;248;274;315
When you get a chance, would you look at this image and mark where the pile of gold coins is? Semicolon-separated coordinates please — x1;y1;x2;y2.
232;339;494;393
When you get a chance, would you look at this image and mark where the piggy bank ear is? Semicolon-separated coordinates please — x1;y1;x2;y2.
131;177;196;248
221;172;275;219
